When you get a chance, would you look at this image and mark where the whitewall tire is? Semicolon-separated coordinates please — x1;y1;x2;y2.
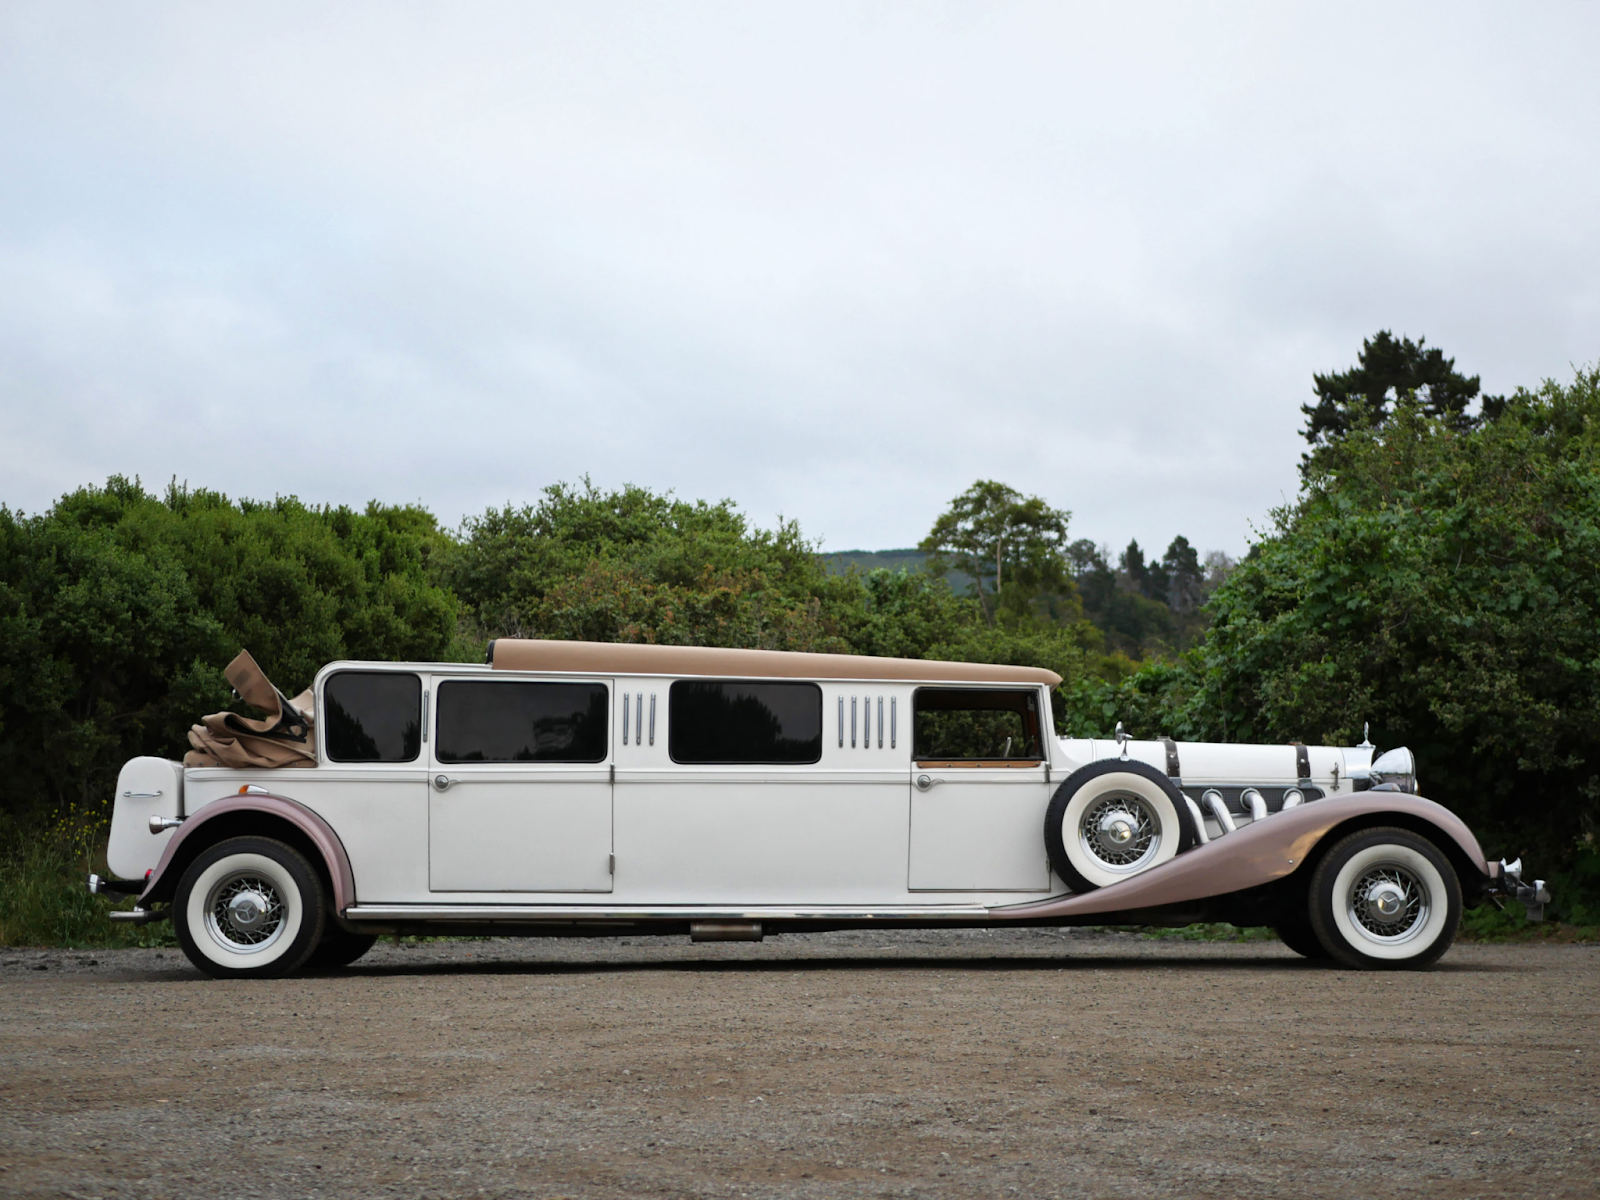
1308;827;1460;970
173;837;326;979
1045;760;1194;892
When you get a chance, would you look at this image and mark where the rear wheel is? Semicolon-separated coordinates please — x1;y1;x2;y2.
1308;827;1460;970
173;836;326;979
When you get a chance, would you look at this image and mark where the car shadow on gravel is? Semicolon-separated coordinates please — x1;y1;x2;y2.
321;952;1510;978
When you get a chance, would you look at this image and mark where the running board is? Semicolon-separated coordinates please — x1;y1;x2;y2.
343;903;995;923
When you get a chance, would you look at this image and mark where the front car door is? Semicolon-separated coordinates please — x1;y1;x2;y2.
907;686;1053;891
427;675;614;893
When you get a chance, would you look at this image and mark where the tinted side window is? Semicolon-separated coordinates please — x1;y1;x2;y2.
913;688;1041;761
324;672;422;763
435;680;608;763
669;680;822;765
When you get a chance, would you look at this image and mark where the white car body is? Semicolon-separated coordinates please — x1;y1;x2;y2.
110;647;1390;920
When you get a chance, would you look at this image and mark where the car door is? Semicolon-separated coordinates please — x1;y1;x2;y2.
907;686;1053;891
427;675;614;893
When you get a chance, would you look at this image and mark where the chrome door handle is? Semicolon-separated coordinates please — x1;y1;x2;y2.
915;774;942;791
432;775;458;791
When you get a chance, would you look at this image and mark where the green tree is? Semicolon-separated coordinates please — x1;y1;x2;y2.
1301;331;1501;455
1097;365;1600;915
442;479;854;652
0;478;463;838
1120;540;1152;598
919;481;1073;621
1162;536;1203;614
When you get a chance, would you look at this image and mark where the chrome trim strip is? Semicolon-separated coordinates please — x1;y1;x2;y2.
605;769;906;784
851;696;857;748
648;693;656;745
838;696;844;747
877;696;884;748
345;902;995;922
891;696;897;749
636;693;643;745
622;693;630;745
421;690;429;743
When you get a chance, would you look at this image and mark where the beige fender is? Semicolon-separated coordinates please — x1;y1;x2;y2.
994;793;1487;920
136;794;357;914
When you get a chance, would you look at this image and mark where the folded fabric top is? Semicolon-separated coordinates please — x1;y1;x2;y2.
184;650;317;770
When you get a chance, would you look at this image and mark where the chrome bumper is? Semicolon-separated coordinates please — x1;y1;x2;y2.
87;874;164;923
86;873;145;897
1490;858;1551;921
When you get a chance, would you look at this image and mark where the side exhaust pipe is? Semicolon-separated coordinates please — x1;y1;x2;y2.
690;921;763;942
1202;789;1236;835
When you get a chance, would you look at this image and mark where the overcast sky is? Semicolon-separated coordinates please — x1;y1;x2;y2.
1;3;1595;558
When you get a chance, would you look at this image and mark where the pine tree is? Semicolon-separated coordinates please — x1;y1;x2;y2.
1301;331;1501;452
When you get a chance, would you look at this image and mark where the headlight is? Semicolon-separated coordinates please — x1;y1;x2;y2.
1369;746;1417;794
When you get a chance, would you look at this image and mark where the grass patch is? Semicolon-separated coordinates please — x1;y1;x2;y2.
1458;902;1599;944
1118;907;1600;946
0;836;175;950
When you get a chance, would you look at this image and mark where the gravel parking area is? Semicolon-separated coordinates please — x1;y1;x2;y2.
1;928;1595;1199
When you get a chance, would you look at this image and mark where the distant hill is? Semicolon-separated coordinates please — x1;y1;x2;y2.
824;548;972;591
825;548;927;573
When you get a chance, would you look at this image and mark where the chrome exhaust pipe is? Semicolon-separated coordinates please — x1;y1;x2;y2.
1202;789;1236;834
690;921;763;942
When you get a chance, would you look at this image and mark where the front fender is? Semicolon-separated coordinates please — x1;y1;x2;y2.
136;794;357;914
993;793;1488;920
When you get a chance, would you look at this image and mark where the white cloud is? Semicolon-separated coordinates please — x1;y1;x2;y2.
1;2;1595;555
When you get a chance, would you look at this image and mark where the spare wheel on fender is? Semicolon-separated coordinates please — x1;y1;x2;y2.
1045;759;1197;892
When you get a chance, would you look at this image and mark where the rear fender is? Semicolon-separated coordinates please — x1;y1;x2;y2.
136;795;356;914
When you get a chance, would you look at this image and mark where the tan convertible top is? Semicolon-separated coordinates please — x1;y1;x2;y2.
488;639;1062;686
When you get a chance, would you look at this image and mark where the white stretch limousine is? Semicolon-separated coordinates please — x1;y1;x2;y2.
93;640;1547;977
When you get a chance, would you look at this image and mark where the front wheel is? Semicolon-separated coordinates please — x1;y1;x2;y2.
1307;827;1461;970
173;836;326;979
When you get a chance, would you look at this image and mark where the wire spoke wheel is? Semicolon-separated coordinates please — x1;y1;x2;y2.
1079;794;1160;871
1308;827;1461;970
1046;761;1190;892
1347;863;1429;944
205;871;288;952
174;837;326;979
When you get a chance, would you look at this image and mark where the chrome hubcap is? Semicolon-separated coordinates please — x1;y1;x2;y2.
1364;881;1408;924
1349;864;1428;942
226;889;272;934
1080;795;1159;870
1098;811;1137;850
205;872;287;951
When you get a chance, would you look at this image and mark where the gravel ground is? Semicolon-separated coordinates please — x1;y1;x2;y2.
1;928;1595;1199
